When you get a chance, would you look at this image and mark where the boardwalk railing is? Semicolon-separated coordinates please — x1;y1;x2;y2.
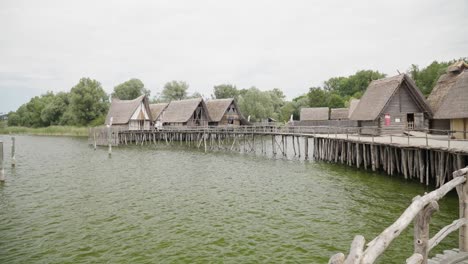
328;166;468;264
88;125;468;150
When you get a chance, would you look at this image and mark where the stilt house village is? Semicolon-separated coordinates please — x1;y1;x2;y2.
104;61;468;139
294;61;468;139
105;96;249;130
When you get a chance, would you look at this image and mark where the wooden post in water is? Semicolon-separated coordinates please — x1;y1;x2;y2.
108;117;113;157
11;137;16;167
0;141;4;181
93;130;97;150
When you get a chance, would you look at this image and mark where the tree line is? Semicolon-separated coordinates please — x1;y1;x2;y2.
7;58;466;127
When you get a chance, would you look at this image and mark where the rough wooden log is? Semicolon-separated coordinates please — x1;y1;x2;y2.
328;253;345;264
428;218;468;252
413;200;439;264
344;235;365;264
362;175;467;264
406;253;423;264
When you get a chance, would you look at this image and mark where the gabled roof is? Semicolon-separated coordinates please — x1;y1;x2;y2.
105;95;151;125
161;98;210;123
149;103;168;121
205;98;235;122
348;99;360;119
300;107;329;121
433;70;468;119
330;108;349;120
350;74;431;121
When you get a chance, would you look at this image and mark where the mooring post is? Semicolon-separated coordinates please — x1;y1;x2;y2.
108;126;112;157
0;141;4;181
93;130;97;150
11;137;16;167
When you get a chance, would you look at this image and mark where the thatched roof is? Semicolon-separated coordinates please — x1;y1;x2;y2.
300;107;329;121
205;98;235;122
105;95;151;125
428;61;468;119
433;70;468;119
348;99;360;119
149;103;168;121
447;61;468;73
330;108;349;120
350;74;431;121
162;98;209;123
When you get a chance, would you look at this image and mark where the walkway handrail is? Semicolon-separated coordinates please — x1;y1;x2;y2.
329;166;468;264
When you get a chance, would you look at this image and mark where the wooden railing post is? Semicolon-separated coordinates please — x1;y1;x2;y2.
413;200;439;263
455;167;468;252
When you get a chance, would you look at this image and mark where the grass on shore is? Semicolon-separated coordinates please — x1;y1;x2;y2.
0;126;88;137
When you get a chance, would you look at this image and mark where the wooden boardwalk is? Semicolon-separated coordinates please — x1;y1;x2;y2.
428;249;468;264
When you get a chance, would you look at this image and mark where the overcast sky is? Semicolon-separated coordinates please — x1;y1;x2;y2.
0;0;467;113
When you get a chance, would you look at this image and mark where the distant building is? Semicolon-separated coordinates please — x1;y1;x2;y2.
0;113;8;121
300;107;329;121
427;61;468;139
330;108;349;120
350;74;432;135
161;98;210;127
205;98;248;126
149;103;169;128
105;95;152;130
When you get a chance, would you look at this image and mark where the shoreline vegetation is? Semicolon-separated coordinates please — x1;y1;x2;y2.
0;125;88;137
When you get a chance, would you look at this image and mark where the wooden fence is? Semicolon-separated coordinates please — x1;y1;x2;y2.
328;167;468;264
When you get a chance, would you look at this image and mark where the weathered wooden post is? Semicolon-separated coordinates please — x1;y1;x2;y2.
425;132;428;146
408;133;410;145
413;200;439;263
93;129;97;150
454;167;468;252
448;131;451;149
108;117;113;157
11;137;16;167
0;141;4;181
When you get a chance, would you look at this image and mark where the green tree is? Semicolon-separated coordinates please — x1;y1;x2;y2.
212;84;239;99
69;78;109;126
161;81;189;101
112;78;150;100
328;93;345;108
41;92;70;126
409;61;451;95
324;70;386;97
308;87;328;107
237;87;276;122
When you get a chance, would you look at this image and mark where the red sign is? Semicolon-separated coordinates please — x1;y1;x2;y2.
384;114;391;126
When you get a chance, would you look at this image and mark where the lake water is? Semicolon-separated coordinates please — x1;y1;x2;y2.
0;135;459;263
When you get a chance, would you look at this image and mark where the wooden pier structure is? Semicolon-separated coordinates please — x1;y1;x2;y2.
89;125;468;187
329;167;468;264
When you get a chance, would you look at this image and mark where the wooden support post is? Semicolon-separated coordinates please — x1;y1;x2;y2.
0;141;4;181
11;137;16;167
455;167;468;252
425;132;428;147
93;130;97;150
305;137;309;160
272;135;276;155
204;133;207;153
107;125;112;157
413;200;439;264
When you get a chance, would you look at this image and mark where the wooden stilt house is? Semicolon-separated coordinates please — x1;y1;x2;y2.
330;108;349;120
149;103;169;129
205;98;248;126
350;74;432;135
427;61;468;139
105;95;152;130
161;98;210;127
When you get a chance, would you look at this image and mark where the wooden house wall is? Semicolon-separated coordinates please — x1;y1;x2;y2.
377;83;428;134
186;103;209;127
451;118;468;139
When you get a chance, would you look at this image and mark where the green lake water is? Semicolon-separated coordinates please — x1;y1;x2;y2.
0;135;459;263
